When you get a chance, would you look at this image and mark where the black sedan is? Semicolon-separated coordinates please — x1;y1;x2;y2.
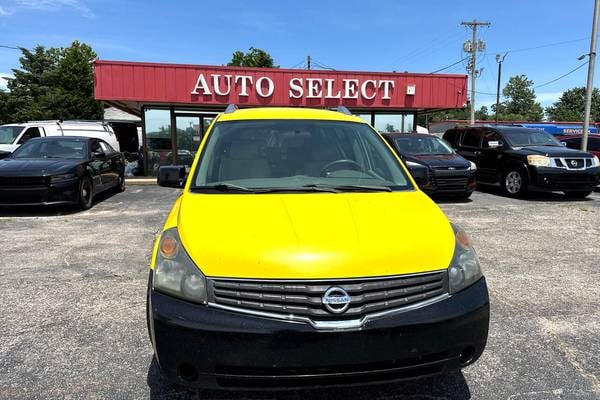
382;133;477;198
0;136;125;209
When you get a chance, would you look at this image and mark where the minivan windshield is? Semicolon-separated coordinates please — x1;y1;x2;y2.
394;135;454;155
191;120;413;192
11;138;87;159
0;126;23;144
502;128;562;147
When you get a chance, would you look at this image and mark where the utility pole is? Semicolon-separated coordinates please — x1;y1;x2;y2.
495;52;508;123
461;20;491;125
581;0;599;151
307;55;311;70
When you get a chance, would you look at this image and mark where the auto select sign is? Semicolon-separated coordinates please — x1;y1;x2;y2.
94;61;468;109
191;73;396;101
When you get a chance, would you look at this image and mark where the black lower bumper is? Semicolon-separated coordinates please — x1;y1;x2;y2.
528;166;600;192
422;170;476;196
0;179;79;206
148;276;489;390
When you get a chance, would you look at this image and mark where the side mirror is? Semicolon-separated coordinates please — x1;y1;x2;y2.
408;163;430;188
158;165;187;188
92;150;106;160
487;140;503;149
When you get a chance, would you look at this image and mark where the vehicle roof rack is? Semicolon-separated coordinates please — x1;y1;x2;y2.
224;104;238;114
334;106;351;115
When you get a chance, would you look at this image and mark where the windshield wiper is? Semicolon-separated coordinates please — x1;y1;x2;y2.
190;184;341;194
303;184;393;192
190;183;257;193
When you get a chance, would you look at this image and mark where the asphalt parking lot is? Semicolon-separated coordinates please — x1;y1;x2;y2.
0;186;599;400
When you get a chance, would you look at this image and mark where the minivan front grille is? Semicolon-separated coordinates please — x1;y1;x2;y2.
208;271;447;325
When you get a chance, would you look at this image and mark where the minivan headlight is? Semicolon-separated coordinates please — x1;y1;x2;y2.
153;227;207;304
468;161;477;171
448;223;482;294
527;155;550;167
592;155;600;167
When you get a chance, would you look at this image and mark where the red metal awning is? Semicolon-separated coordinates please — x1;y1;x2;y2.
94;60;468;115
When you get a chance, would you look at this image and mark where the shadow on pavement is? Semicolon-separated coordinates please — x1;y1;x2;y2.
147;356;471;400
474;185;595;202
0;187;121;217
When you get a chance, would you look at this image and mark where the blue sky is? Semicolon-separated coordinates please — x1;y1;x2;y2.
0;0;597;109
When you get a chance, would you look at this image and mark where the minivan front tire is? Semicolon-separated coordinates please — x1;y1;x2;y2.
503;168;528;198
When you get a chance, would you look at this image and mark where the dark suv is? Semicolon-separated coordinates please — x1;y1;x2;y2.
443;126;600;198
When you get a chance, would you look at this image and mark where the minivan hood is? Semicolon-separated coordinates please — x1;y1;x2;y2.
517;145;593;157
176;191;455;279
0;158;80;176
406;153;470;168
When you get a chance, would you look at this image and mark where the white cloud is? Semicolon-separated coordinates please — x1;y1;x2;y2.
1;0;94;18
0;73;13;91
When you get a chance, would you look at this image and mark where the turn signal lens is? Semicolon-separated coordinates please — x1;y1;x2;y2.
160;236;178;258
527;155;550;167
456;229;471;249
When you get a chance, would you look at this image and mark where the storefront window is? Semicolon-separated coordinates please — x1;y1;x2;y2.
144;109;171;176
355;113;373;125
373;113;415;133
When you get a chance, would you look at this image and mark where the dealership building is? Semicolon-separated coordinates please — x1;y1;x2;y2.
93;60;468;176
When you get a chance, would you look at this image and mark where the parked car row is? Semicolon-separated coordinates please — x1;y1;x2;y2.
382;126;600;199
0;136;125;209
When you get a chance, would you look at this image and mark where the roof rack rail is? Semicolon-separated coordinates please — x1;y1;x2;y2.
224;104;238;114
334;106;351;115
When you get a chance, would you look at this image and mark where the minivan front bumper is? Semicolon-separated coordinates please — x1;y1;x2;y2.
148;274;489;390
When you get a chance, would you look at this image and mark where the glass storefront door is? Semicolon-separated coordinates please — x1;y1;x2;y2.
174;114;215;167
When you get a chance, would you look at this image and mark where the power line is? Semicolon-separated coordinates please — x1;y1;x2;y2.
486;37;590;56
533;61;589;89
0;44;20;50
429;57;469;73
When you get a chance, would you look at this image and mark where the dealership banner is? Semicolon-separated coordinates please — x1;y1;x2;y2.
94;60;468;109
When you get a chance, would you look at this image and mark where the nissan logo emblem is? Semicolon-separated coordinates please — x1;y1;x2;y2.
322;287;351;314
570;160;578;167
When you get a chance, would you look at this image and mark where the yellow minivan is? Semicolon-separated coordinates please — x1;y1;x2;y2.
148;106;489;389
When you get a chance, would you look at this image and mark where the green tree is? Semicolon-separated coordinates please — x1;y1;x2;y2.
500;75;544;121
227;47;277;68
5;41;103;122
546;87;600;122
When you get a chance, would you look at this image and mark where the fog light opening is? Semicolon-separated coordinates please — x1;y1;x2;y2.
177;363;198;382
459;346;475;365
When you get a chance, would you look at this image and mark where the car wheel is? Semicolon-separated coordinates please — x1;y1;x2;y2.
115;173;126;193
564;190;592;199
502;168;528;197
78;176;93;210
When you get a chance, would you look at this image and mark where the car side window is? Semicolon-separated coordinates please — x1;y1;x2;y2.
18;127;41;144
482;130;502;148
588;137;600;151
90;140;102;156
443;130;458;147
99;141;113;153
461;129;482;148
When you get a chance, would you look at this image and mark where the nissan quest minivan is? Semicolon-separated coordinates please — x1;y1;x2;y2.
148;106;489;389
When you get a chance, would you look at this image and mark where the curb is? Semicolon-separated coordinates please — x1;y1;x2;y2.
125;178;156;185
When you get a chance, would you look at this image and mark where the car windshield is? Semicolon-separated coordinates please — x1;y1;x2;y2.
503;128;562;147
393;135;454;155
11;139;87;159
191;120;413;192
0;126;24;144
